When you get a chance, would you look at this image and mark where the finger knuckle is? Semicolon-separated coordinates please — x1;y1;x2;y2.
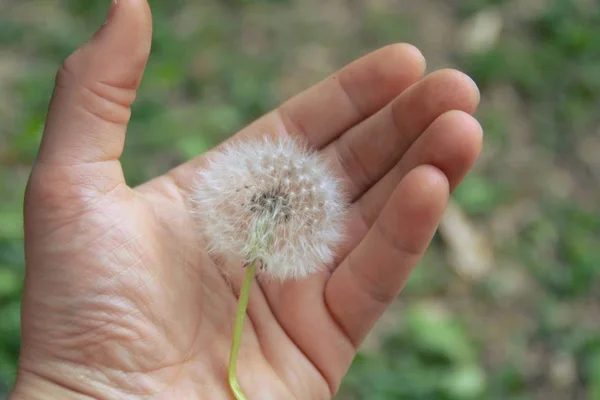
55;51;134;126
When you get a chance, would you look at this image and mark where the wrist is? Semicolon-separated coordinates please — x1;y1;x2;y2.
10;370;95;400
11;353;162;400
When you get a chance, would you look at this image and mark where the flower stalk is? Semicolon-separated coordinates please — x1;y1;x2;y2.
228;261;257;400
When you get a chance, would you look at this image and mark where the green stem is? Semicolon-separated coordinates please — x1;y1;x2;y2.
229;262;256;400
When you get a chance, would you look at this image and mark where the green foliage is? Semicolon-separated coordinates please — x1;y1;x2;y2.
453;174;512;216
459;0;600;152
585;346;600;399
454;0;509;17
340;304;486;399
518;203;600;297
0;239;23;389
402;304;477;365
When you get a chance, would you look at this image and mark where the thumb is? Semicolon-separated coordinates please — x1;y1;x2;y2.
36;0;152;167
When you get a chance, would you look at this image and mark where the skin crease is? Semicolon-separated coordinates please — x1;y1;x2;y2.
11;1;482;399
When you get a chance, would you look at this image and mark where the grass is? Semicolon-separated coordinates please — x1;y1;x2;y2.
1;0;600;398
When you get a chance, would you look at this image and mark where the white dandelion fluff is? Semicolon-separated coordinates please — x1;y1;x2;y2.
191;135;347;280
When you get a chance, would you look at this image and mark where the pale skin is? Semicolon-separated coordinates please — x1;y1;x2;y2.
10;1;482;399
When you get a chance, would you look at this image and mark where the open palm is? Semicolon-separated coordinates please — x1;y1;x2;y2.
13;1;481;399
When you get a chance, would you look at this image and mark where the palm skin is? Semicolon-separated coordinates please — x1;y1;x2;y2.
11;1;482;399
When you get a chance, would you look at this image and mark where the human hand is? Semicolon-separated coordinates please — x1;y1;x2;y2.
11;1;481;399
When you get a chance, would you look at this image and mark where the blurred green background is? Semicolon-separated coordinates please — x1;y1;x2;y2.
1;0;599;398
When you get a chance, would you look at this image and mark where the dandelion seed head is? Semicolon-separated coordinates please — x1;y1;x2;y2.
191;135;347;280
